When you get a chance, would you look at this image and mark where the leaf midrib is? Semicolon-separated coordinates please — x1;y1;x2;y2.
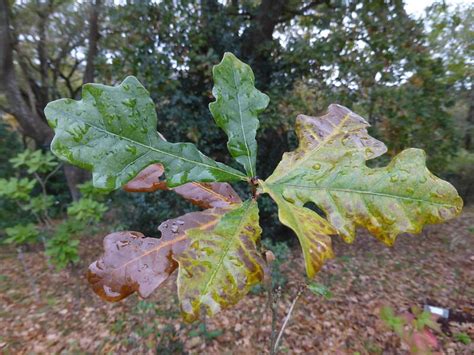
231;66;255;177
63;118;246;181
267;113;354;184
110;218;220;273
200;201;253;297
273;183;458;208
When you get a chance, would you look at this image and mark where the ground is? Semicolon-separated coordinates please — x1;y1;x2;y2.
1;209;473;354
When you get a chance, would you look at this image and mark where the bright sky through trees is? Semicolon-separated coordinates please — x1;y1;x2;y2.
405;0;468;17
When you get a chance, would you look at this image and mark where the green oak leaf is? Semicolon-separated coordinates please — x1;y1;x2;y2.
264;104;463;276
44;76;246;190
209;52;269;177
176;199;265;322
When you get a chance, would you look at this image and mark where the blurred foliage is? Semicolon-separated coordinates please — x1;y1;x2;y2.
24;195;55;214
252;239;290;294
10;149;58;174
444;150;474;204
454;332;472;345
77;181;110;201
0;177;36;201
67;198;107;224
0;120;22;178
380;305;441;354
0;121;30;229
307;282;333;299
45;221;82;270
114;189;198;237
0;148;108;269
263;239;291;290
3;223;39;246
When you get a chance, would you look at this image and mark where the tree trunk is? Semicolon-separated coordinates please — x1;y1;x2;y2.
0;0;52;145
464;87;474;150
83;0;101;85
0;0;90;199
36;1;49;105
64;164;91;201
240;0;287;88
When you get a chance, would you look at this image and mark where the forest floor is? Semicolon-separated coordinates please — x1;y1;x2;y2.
1;209;473;354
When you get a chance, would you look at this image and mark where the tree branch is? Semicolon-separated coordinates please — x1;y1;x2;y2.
273;286;304;354
35;1;50;103
276;0;331;24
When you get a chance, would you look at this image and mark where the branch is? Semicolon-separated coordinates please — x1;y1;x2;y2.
58;68;77;98
44;162;63;186
290;0;325;15
226;10;253;19
273;286;305;354
276;0;331;24
68;58;83;79
35;1;50;102
16;54;38;112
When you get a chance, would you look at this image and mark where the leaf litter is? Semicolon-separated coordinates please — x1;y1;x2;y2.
0;208;472;353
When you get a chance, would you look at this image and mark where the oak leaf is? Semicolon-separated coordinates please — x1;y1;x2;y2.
177;199;265;322
209;52;269;177
87;209;227;301
263;104;463;276
44;76;246;191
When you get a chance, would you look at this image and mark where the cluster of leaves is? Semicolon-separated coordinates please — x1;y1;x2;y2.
0;149;58;236
45;221;82;269
0;177;36;201
10;149;57;174
0;121;24;230
4;224;39;246
380;306;441;354
0;148;108;269
44;53;462;322
453;332;471;345
307;282;333;300
67;198;107;224
444;149;474;204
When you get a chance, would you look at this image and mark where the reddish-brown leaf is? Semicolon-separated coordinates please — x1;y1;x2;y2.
123;163;241;208
173;182;241;209
122;163;167;192
87;209;225;302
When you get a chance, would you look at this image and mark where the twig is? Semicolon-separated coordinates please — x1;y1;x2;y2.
33;172;47;197
44;162;63;186
32;171;55;226
273;286;304;354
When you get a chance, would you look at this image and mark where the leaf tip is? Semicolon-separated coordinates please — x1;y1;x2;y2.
121;75;145;89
